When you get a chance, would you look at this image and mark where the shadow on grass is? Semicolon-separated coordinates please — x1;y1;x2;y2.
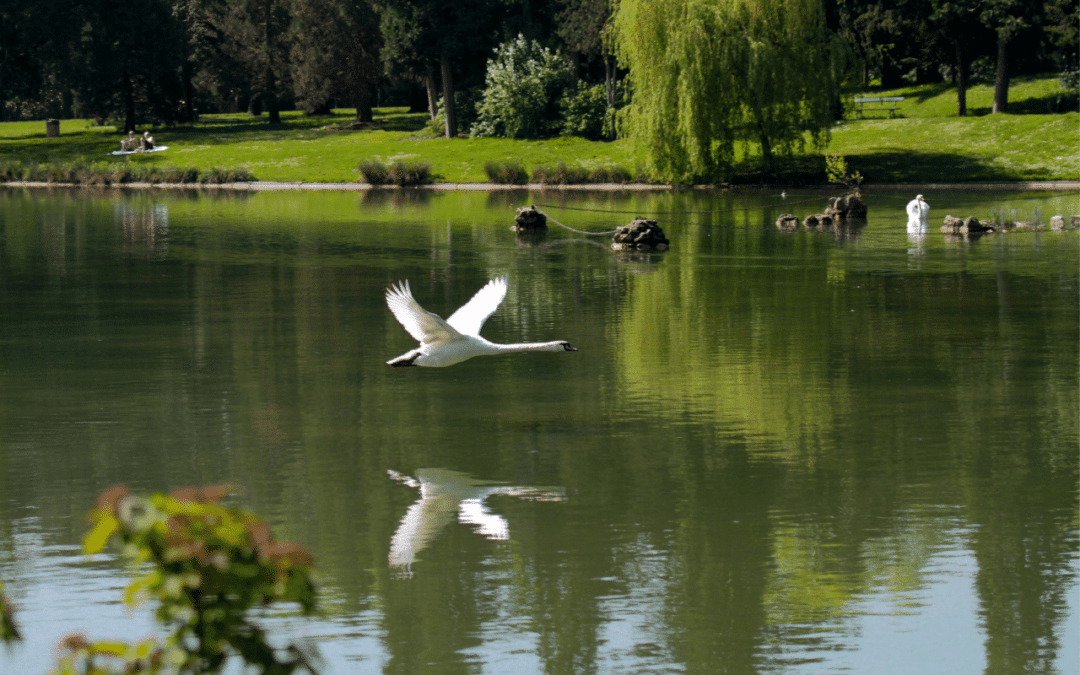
847;149;1045;183
727;147;1060;185
371;111;429;133
968;91;1079;116
1;110;430;161
889;81;953;105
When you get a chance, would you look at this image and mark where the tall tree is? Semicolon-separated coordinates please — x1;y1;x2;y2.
613;0;853;183
929;0;986;116
213;0;292;122
555;0;608;85
555;0;618;137
67;0;186;131
377;2;439;119
293;0;382;121
374;0;497;137
980;0;1045;113
834;0;931;88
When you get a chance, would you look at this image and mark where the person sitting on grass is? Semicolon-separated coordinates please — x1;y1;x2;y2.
139;131;155;151
120;131;137;152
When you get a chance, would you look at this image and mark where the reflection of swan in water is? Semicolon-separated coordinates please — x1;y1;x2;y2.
387;468;565;576
906;194;930;232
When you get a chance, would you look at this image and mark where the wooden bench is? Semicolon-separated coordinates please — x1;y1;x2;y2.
853;96;904;119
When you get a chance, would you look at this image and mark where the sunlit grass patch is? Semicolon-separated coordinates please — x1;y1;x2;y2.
1;75;1075;185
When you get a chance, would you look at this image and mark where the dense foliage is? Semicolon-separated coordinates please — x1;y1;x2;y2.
0;581;18;642
47;484;319;675
471;36;571;139
0;0;1075;178
614;0;854;182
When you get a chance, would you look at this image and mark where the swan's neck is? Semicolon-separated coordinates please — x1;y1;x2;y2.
488;341;569;354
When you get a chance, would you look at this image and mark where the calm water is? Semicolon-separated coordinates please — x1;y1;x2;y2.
0;186;1077;675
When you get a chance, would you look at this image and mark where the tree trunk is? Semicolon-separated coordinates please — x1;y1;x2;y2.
757;129;774;173
955;43;967;117
181;62;195;123
354;77;373;123
568;51;580;89
604;54;617;140
423;66;438;121
264;0;280;124
440;53;456;138
123;71;136;133
992;35;1009;114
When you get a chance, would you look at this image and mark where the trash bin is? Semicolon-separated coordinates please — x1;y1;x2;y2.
46;119;60;138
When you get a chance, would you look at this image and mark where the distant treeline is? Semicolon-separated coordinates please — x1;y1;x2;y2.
1;0;1076;181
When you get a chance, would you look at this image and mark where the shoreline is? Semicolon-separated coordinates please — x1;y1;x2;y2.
1;180;1078;193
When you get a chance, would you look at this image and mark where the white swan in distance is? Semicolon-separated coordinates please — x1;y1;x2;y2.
385;275;578;367
906;194;930;231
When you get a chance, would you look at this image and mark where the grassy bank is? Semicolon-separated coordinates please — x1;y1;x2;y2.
830;75;1079;183
1;75;1076;186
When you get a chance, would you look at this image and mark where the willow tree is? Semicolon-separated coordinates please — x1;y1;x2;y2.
613;0;852;183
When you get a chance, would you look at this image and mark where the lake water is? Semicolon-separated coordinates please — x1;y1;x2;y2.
0;186;1077;675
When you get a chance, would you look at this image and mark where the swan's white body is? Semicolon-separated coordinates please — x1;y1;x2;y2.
385;276;577;367
906;194;930;231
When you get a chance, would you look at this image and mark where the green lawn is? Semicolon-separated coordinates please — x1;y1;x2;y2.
830;75;1079;183
1;75;1076;185
0;109;637;184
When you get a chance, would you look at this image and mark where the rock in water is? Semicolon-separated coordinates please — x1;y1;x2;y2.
776;214;799;231
803;213;834;228
826;191;867;219
941;215;995;234
513;206;547;232
612;218;669;251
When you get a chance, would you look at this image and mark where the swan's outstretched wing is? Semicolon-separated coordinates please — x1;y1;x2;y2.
386;280;462;346
446;276;508;337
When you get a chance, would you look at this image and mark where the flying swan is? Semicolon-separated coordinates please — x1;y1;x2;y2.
385;276;577;367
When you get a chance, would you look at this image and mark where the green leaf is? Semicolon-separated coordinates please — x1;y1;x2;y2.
84;513;119;554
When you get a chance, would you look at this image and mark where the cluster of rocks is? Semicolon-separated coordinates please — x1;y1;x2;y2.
776;191;866;232
1051;215;1080;230
826;192;868;219
611;218;669;251
513;206;547;232
942;214;1079;235
941;215;995;234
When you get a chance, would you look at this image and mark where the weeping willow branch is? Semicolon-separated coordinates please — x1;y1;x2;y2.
612;0;856;184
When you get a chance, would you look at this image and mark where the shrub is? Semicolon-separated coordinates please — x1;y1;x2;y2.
825;154;863;188
530;162;637;185
531;161;589;185
200;167;256;184
483;160;529;185
560;84;609;140
358;159;390;185
49;484;318;675
0;581;18;642
109;166;134;184
149;166;200;184
1061;66;1079;92
587;165;632;184
389;160;433;186
471;35;571;139
428;90;481;137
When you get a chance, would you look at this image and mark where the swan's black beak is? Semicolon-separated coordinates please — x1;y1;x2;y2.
562;343;578;352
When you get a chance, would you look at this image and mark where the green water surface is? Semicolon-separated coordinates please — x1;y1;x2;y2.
0;186;1077;674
